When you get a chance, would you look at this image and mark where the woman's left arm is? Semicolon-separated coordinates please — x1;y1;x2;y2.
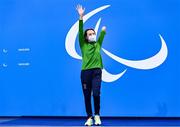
98;26;106;46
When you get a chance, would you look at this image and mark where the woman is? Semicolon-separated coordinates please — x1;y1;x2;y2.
76;4;106;126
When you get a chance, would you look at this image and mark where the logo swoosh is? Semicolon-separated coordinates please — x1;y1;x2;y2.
102;35;168;70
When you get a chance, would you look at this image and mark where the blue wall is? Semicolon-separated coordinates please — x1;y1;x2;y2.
0;0;179;117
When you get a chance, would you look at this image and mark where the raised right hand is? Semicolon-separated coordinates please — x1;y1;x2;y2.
76;4;85;19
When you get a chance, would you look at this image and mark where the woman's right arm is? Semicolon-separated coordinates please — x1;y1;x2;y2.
76;4;85;47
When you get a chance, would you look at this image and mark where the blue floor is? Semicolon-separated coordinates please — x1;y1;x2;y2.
0;117;180;126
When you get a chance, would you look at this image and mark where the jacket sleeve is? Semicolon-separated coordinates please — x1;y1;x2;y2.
79;20;84;48
97;31;106;47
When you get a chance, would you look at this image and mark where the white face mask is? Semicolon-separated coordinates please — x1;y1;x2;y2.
88;35;96;42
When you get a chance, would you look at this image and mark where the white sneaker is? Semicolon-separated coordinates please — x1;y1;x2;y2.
85;117;93;126
94;115;102;126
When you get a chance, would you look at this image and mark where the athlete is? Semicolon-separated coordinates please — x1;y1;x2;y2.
76;4;106;126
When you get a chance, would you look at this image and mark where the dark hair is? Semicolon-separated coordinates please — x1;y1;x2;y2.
84;29;96;42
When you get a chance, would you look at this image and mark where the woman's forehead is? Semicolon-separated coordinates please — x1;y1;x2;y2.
87;30;95;34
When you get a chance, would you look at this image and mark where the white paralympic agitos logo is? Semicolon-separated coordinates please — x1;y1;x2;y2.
65;5;168;82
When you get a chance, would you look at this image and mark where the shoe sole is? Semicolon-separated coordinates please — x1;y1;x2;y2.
85;124;93;126
95;124;101;126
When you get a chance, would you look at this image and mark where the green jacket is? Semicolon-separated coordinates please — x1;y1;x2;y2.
79;20;106;70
